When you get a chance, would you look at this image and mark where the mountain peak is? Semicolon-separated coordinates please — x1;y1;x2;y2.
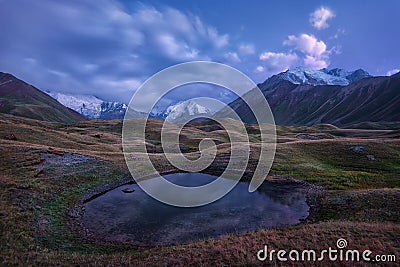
165;100;211;123
47;91;131;119
345;69;371;83
150;100;212;123
276;67;371;86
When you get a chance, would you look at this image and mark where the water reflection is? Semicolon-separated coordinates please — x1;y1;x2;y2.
83;173;309;245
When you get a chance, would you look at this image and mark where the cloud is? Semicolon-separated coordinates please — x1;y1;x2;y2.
284;34;329;69
254;51;299;78
386;69;400;76
303;55;328;69
284;34;327;57
238;44;255;55
310;7;335;30
0;1;235;103
254;66;265;73
224;52;241;63
256;33;330;74
155;34;199;60
207;27;229;48
93;76;143;94
259;52;298;71
330;28;346;39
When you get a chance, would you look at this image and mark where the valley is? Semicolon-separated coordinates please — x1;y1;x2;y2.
1;113;399;265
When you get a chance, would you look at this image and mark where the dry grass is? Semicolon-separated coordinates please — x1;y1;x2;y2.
3;222;399;266
0;114;399;266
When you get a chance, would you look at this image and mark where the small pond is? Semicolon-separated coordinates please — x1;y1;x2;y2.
82;173;309;245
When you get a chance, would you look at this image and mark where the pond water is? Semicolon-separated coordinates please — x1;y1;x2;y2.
82;173;309;245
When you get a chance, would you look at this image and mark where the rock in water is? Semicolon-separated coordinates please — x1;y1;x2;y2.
122;188;135;193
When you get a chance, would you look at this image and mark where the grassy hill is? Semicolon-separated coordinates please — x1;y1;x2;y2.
0;72;84;123
0;114;399;265
217;73;400;129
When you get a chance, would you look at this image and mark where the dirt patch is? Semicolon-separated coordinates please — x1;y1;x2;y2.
34;152;106;179
296;133;325;140
38;153;93;166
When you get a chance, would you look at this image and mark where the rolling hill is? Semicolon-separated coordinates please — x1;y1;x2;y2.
0;72;84;123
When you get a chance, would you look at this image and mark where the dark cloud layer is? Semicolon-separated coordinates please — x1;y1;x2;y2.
1;1;398;104
0;0;238;103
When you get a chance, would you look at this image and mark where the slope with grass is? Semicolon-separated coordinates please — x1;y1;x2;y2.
0;115;399;265
216;72;400;129
0;72;84;123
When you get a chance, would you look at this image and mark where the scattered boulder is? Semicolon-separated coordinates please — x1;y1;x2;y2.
296;134;323;140
179;144;190;152
34;169;43;177
67;208;82;219
47;147;64;156
51;150;64;156
366;154;376;161
4;134;17;140
37;218;49;234
122;188;135;193
350;145;365;154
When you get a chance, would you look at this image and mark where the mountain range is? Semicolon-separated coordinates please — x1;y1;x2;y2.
1;68;399;128
48;92;212;123
216;67;400;129
47;92;134;120
277;67;371;86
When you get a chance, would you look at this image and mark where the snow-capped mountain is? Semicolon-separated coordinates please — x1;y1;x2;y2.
277;67;371;86
47;92;211;122
322;68;371;84
151;100;212;123
47;92;129;119
165;100;211;122
216;67;400;129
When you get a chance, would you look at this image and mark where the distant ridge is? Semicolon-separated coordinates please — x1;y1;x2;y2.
47;92;146;120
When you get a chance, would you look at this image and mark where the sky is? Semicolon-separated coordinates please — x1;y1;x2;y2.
0;0;399;106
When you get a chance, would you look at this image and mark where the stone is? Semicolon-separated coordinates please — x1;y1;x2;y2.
122;188;135;193
48;147;64;156
350;145;365;154
297;134;323;140
366;154;376;161
4;134;17;140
